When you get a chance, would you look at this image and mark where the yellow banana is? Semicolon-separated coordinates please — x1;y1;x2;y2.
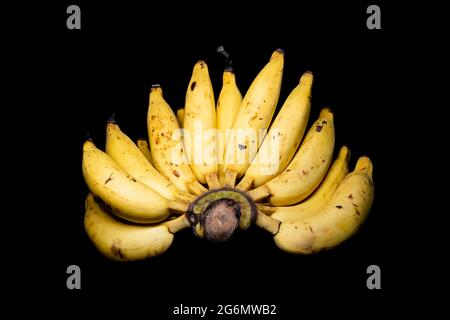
176;108;185;128
273;157;374;254
84;193;190;261
82;140;187;223
148;85;207;195
237;71;313;191
106;120;195;203
216;67;242;185
222;49;284;186
248;108;335;206
260;145;350;222
184;61;219;189
136;138;153;165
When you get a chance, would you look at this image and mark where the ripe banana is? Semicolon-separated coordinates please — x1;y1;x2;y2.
248;108;335;206
136;138;153;165
148;85;207;195
176;108;185;128
273;157;374;254
216;67;242;185
237;71;313;191
222;49;284;186
184;61;219;189
82;140;187;223
84;193;190;261
259;145;350;222
106;120;195;203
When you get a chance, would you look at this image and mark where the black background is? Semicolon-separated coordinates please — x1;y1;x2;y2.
29;0;417;316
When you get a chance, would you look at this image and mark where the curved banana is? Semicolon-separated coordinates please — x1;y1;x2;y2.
176;108;185;128
84;193;190;261
237;71;313;191
82;140;187;223
148;85;207;195
273;157;374;254
260;145;350;222
216;67;242;185
222;49;284;186
184;61;219;189
106;120;195;203
248;108;335;206
136;138;153;165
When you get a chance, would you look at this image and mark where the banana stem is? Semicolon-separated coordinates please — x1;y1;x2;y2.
255;204;277;215
247;185;271;202
168;200;190;213
175;192;197;203
187;180;208;195
205;173;221;190
236;175;253;191
255;210;280;235
223;170;237;188
166;214;191;233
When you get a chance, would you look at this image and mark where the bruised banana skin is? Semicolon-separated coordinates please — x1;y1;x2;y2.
248;108;335;206
223;49;284;185
217;68;242;186
264;145;350;222
237;71;313;190
106;121;195;203
147;86;207;195
84;193;190;261
184;61;219;187
273;157;374;254
82;140;172;224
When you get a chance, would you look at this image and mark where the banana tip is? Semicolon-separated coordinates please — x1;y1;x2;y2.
320;107;334;119
300;71;314;82
355;156;373;177
339;145;350;160
275;48;285;54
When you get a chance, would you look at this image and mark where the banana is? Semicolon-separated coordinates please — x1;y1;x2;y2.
106;120;195;203
136;138;153;165
248;108;335;206
184;61;219;189
148;85;207;195
259;146;350;222
222;49;284;187
237;71;313;191
176;108;185;127
273;157;374;254
84;193;191;261
216;67;242;185
82;140;187;223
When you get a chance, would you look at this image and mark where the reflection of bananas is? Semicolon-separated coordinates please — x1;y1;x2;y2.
248;108;335;206
82;49;374;260
273;157;374;254
84;193;190;261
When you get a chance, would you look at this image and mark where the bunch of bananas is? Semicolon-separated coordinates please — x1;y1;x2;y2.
82;49;374;261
